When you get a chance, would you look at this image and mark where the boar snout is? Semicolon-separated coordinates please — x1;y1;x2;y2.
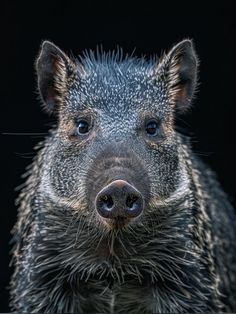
95;179;144;219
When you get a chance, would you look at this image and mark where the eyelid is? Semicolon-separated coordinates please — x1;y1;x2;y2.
144;116;162;127
74;115;93;128
76;117;89;125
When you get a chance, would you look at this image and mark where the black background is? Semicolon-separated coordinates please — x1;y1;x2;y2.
1;1;236;311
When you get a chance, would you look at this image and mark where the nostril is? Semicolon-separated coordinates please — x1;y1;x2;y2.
126;194;139;210
99;195;114;210
96;180;144;219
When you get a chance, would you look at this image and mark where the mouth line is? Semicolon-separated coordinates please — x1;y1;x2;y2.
103;216;131;230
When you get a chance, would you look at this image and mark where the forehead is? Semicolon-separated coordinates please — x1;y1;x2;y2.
66;60;169;118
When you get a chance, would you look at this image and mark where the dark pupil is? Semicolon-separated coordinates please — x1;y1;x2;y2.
78;121;89;134
146;122;158;135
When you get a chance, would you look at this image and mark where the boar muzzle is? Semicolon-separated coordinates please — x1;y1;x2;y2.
95;179;144;219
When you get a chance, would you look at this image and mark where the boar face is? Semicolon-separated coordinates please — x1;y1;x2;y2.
37;40;197;229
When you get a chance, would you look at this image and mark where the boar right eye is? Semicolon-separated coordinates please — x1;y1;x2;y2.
145;120;160;137
76;120;90;135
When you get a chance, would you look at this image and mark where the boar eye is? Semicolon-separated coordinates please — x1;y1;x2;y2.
146;120;160;136
77;120;90;135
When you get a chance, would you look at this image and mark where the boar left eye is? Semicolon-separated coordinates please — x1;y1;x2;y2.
146;120;160;136
77;120;90;135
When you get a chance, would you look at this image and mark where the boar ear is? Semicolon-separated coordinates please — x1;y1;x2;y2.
156;39;198;112
36;41;76;113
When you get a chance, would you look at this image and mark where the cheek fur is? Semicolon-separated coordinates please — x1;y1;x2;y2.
49;146;87;199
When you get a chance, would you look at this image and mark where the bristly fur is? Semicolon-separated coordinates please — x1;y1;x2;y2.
79;47;158;72
10;40;236;313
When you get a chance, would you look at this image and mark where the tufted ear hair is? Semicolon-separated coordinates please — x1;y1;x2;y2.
156;39;198;112
36;41;77;114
